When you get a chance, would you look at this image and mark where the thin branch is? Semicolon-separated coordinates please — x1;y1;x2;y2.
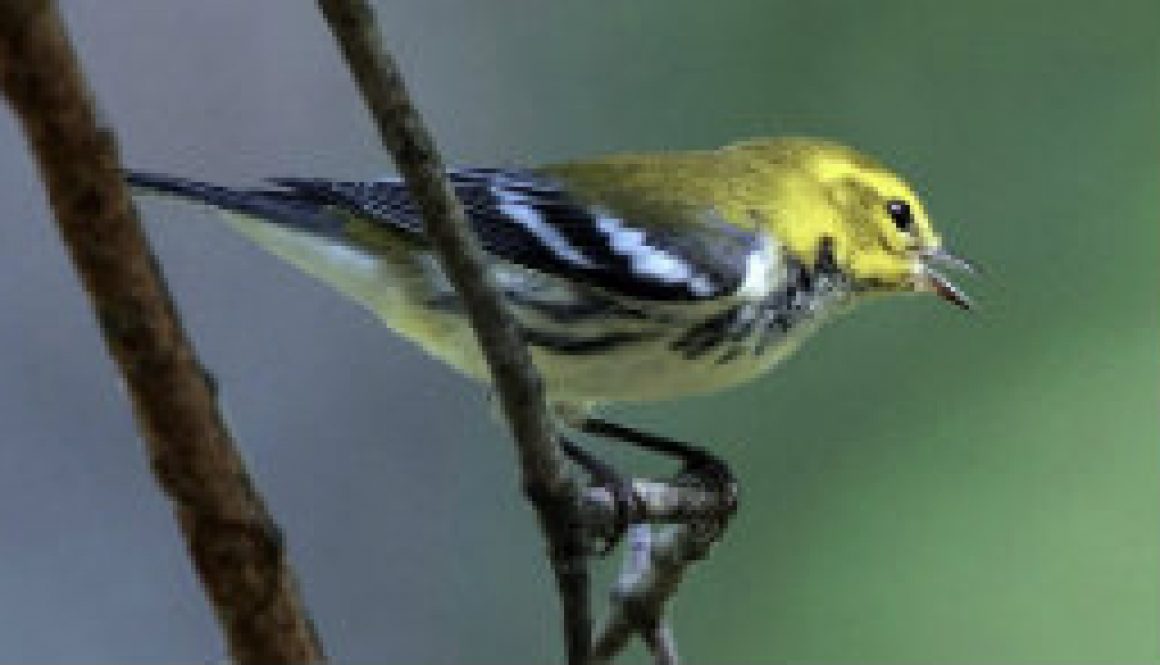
577;481;732;542
0;2;322;663
591;480;735;665
312;1;592;663
641;619;679;665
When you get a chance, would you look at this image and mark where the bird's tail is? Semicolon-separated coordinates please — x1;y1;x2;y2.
125;171;348;238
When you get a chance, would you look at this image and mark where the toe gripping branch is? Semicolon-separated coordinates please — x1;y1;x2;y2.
561;418;739;553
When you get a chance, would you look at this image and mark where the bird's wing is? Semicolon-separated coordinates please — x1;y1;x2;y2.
270;167;762;302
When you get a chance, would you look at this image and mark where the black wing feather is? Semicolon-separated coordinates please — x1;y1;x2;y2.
271;169;759;301
128;168;759;302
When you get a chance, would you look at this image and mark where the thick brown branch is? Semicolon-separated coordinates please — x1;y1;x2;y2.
0;2;322;663
313;1;590;663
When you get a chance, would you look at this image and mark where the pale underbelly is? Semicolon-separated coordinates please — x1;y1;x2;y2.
393;300;824;403
219;213;834;404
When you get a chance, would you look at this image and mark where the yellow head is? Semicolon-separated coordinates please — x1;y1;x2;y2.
726;137;972;309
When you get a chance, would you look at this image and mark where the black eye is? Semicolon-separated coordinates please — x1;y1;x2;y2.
886;199;913;232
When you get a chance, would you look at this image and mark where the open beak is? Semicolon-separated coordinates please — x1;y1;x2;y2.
919;248;975;311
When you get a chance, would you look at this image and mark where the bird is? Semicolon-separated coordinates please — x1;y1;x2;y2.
127;136;972;521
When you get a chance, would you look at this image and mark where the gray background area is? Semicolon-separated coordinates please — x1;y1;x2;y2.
1;1;1157;662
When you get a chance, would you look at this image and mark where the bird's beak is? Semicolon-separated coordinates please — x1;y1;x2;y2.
918;248;975;311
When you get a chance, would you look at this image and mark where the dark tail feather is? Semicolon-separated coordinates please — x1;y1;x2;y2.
125;171;348;239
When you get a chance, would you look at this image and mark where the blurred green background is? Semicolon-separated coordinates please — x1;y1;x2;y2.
0;1;1156;662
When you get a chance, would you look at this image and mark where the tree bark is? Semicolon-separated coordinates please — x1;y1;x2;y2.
314;1;592;662
0;2;323;662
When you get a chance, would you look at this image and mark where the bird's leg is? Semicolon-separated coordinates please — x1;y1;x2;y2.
492;398;641;553
578;417;738;513
548;403;737;550
559;437;642;554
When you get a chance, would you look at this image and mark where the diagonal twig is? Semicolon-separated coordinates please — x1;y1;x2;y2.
0;2;323;663
313;1;594;662
592;476;736;665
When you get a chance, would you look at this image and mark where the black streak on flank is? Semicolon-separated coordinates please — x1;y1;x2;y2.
505;290;648;324
428;289;648;325
751;319;777;359
815;236;839;275
795;263;813;291
522;329;657;355
671;307;739;359
715;344;746;365
752;254;814;356
425;293;461;314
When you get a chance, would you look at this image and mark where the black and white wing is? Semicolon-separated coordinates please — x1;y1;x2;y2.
127;168;764;302
271;168;764;301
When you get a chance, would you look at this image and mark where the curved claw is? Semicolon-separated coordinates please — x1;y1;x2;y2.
675;449;739;517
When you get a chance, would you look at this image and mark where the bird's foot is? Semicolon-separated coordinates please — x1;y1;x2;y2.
560;437;642;555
